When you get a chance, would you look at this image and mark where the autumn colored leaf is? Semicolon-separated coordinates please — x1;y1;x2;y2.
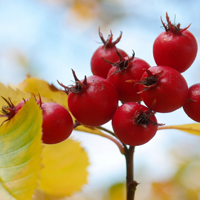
37;138;89;198
158;123;200;136
0;97;43;200
12;76;69;109
75;125;104;135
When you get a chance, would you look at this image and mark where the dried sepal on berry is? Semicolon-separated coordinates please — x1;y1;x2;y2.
0;97;26;126
98;27;123;49
161;12;191;34
102;50;135;76
58;69;88;95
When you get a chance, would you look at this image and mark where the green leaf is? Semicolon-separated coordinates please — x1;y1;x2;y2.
0;97;43;200
0;179;17;200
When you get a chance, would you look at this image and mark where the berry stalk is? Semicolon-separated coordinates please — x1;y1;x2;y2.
125;145;138;200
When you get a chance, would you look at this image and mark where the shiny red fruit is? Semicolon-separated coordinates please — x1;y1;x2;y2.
183;83;200;122
106;51;151;103
59;70;119;127
153;13;198;73
41;102;73;144
112;102;158;146
138;66;188;113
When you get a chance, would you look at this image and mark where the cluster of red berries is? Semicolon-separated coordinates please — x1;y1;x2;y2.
0;13;198;146
59;12;198;146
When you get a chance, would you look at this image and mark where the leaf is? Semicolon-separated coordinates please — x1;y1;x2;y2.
32;189;65;200
158;123;200;136
38;139;89;198
1;80;92;199
0;180;17;200
0;97;43;200
103;183;126;200
75;125;104;135
12;76;69;109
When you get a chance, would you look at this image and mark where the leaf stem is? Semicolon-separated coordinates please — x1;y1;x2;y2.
83;128;125;154
96;126;116;137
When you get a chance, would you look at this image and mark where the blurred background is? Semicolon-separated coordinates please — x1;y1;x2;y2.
0;0;200;199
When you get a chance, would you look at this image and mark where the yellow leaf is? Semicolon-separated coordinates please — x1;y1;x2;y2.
158;123;200;136
103;183;126;200
75;125;104;135
12;76;69;109
38;139;89;198
0;97;43;200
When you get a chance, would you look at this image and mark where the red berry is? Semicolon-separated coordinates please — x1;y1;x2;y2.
106;51;151;103
0;97;26;124
183;83;200;122
137;66;188;113
41;102;73;144
153;12;198;73
91;28;128;78
112;102;158;146
59;70;119;127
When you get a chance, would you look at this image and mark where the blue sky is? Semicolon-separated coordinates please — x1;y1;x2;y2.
1;0;199;86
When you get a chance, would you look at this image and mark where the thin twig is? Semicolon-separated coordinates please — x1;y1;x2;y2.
125;146;138;200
